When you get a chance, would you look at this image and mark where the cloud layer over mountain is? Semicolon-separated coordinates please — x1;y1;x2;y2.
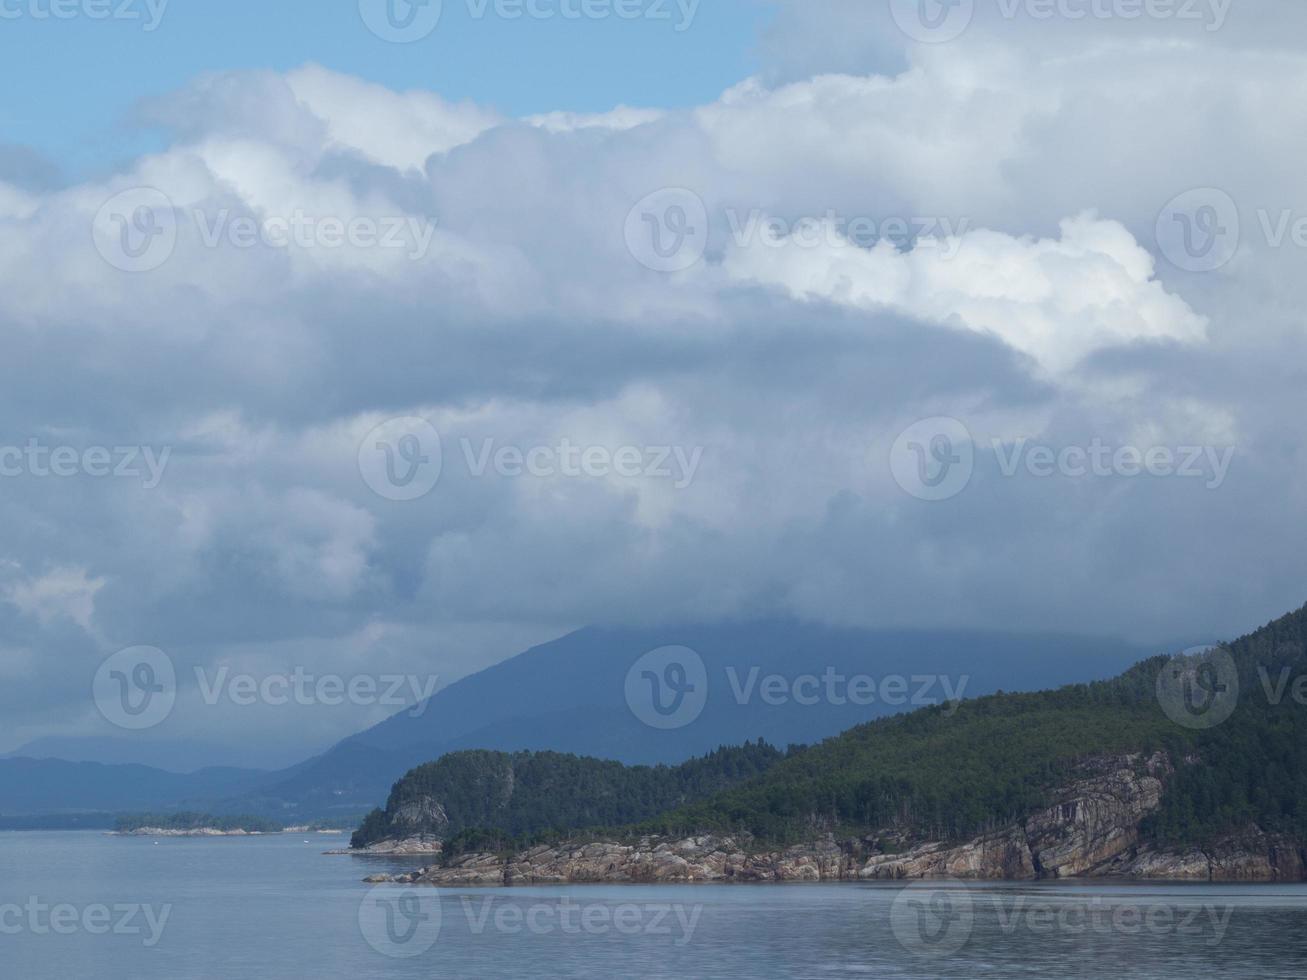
2;7;1305;758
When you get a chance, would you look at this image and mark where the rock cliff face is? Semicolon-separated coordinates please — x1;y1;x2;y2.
359;753;1307;885
391;796;450;837
341;834;446;857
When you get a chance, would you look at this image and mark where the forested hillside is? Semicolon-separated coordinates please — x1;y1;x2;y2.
351;741;784;848
354;603;1307;855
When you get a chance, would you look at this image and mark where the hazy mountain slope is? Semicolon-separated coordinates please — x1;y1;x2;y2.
360;603;1307;882
239;621;1150;818
0;759;271;816
2;736;301;773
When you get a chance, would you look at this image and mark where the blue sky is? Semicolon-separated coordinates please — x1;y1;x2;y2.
1;0;771;178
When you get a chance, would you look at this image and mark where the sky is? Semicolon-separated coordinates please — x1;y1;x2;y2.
3;0;1307;767
1;0;769;175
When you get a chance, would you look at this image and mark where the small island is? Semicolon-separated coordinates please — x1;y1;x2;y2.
110;812;343;837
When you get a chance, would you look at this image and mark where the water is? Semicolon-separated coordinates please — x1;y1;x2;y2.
2;832;1306;978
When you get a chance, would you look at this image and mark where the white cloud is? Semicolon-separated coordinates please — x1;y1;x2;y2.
525;106;666;133
2;22;1307;750
285;65;502;171
5;567;105;632
724;212;1207;372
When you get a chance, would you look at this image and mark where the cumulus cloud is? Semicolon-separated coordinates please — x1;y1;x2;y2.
723;212;1207;373
2;13;1306;758
4;566;104;632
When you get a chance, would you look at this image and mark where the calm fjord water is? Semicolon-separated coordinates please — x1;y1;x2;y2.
2;832;1306;979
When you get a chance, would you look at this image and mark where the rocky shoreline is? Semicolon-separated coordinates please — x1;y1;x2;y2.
355;754;1307;886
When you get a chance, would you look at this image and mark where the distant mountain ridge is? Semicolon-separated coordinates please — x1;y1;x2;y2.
1;735;299;773
0;758;271;816
231;621;1149;819
1;621;1151;821
356;603;1307;884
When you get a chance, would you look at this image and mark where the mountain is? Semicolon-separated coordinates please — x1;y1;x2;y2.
357;603;1307;884
1;736;303;773
0;758;271;817
232;621;1150;819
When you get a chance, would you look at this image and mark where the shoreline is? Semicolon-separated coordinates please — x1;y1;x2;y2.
341;754;1307;887
110;828;346;838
